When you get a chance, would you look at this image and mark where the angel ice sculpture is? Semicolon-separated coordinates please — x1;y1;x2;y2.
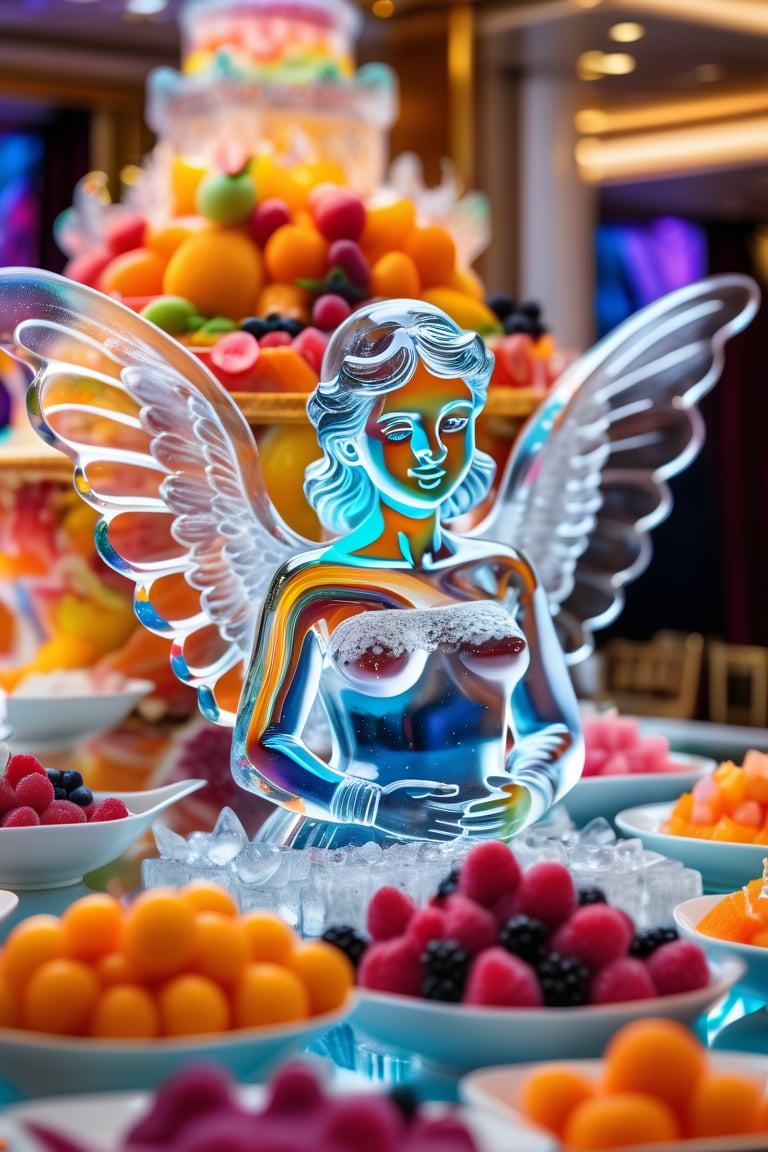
0;270;759;847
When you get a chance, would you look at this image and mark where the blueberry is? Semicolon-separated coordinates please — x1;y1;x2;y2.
53;787;68;800
241;317;271;339
46;769;63;787
486;291;516;322
62;770;84;792
68;785;94;807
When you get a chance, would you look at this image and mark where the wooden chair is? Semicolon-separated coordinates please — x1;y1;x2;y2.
707;640;768;727
592;631;705;719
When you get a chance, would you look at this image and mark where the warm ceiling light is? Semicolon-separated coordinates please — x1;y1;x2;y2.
627;0;768;36
575;108;610;133
576;50;636;80
609;22;645;43
372;0;394;16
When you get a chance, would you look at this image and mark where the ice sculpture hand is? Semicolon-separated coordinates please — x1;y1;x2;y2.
0;271;758;848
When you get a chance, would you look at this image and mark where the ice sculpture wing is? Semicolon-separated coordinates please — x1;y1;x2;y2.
473;274;760;661
0;269;311;723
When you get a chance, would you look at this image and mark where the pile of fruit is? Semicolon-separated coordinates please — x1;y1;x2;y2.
663;749;768;843
323;841;711;1008
695;861;768;947
0;882;353;1038
0;752;129;827
64;156;562;396
24;1061;482;1152
515;1017;768;1147
580;711;680;777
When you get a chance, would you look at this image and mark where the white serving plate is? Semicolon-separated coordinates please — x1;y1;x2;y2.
564;753;715;828
350;957;742;1075
461;1052;768;1152
615;802;768;893
4;679;155;752
0;779;205;890
674;893;768;1003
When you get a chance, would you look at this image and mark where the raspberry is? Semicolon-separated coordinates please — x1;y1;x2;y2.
518;861;577;929
14;772;55;814
421;939;468;1002
405;906;446;951
590;957;656;1004
263;1060;325;1116
490;888;523;928
39;799;88;825
645;939;711;996
89;798;130;822
536;951;591;1006
550;904;634;971
1;805;40;827
321;926;368;969
464;946;543;1007
357;936;422;997
457;840;522;908
4;753;46;787
366;886;416;942
0;780;16;815
499;914;549;964
441;893;497;956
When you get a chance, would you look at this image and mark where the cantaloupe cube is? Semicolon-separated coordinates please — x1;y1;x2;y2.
712;762;747;807
711;815;758;843
743;749;768;803
697;890;761;943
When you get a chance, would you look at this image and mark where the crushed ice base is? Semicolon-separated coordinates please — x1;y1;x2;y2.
143;805;702;934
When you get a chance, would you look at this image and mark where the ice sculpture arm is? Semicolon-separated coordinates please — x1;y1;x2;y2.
473;274;760;661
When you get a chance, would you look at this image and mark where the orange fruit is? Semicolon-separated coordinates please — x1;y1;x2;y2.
179;881;239;918
22;958;101;1035
1;915;67;987
359;199;417;262
191;913;250;987
163;229;264;319
61;893;125;962
263;223;329;284
369;251;420;299
99;247;168;298
157;973;230;1036
686;1070;766;1137
89;984;160;1039
287;940;354;1015
240;911;298;964
233;962;309;1028
258;424;323;538
402;224;456;288
601;1018;707;1114
564;1092;680;1149
122;889;199;982
519;1065;596;1139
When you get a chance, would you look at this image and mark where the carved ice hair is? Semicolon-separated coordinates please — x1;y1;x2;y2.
304;300;497;534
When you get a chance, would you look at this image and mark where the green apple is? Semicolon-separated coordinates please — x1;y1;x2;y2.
195;168;257;226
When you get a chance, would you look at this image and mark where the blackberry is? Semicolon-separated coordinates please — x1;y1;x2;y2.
321;925;368;969
499;914;549;964
629;926;679;958
434;867;461;902
421;938;468;1002
536;951;591;1007
388;1085;420;1121
486;291;516;323
577;886;607;905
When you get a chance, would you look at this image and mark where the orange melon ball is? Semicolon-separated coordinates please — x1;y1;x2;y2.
256;282;311;322
96;952;139;987
233;962;309;1028
89;983;160;1039
163;229;264;319
240;911;299;964
287;940;354;1015
258;424;322;539
1;915;67;987
263;223;329;284
146;216;209;259
519;1066;596;1139
192;913;250;987
402;224;456;288
686;1071;766;1138
61;893;125;962
122;889;200;982
563;1091;680;1150
22;958;101;1035
99;247;168;298
359;199;417;261
179;881;239;918
601;1018;708;1113
157;973;230;1036
369;251;421;299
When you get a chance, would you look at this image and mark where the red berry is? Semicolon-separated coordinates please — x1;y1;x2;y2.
645;939;711;996
405;906;446;951
458;841;522;908
89;797;130;822
210;330;260;375
291;326;329;374
63;248;112;289
518;861;577;929
357;937;422;996
5;754;47;787
463;947;543;1007
14;772;55;814
491;888;523;928
258;330;293;348
40;799;87;825
327;239;370;289
0;780;16;815
1;805;40;827
312;293;352;331
105;212;147;255
550;904;634;971
590;957;656;1004
310;189;366;243
249;198;292;247
441;893;497;956
366;886;417;942
263;1061;324;1116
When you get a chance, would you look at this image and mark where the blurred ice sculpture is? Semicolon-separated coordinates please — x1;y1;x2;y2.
0;271;758;847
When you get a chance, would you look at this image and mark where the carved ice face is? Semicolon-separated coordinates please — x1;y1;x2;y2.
356;362;476;513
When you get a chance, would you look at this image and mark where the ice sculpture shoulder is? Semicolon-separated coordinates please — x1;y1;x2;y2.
0;271;759;848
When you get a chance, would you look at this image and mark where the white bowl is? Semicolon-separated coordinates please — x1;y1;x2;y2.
615;802;768;893
3;1077;556;1152
564;753;715;828
461;1052;768;1152
350;958;743;1075
0;1000;355;1098
0;889;18;921
0;779;205;890
674;893;768;1003
4;679;155;753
